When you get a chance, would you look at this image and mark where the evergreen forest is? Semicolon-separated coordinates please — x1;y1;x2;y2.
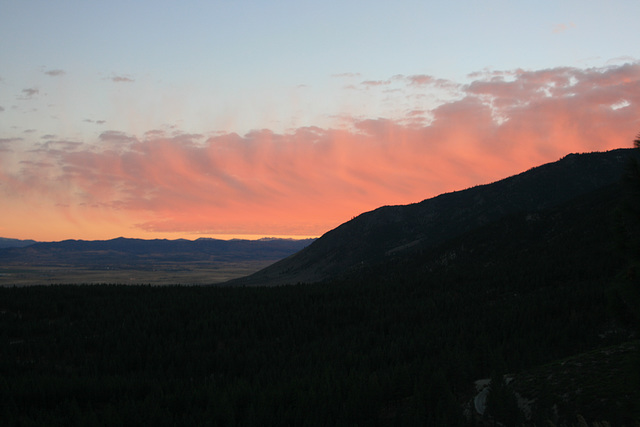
1;149;640;426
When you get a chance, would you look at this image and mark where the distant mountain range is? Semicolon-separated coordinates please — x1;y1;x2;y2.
229;148;640;286
0;237;315;269
0;237;38;249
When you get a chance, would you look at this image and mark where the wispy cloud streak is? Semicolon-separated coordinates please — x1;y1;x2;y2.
2;63;639;238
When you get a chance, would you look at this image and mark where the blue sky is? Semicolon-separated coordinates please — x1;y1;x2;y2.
1;1;639;240
3;0;637;136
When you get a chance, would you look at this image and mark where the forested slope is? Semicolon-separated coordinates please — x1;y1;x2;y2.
231;148;639;286
1;150;639;425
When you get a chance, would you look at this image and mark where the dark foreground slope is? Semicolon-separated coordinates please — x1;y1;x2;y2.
230;149;638;286
1;149;638;425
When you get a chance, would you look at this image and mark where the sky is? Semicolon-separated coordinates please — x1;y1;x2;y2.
1;1;639;242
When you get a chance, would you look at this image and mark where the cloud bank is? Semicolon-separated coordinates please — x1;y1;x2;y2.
2;63;639;240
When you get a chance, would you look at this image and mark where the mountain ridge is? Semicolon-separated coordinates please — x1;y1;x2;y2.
228;148;639;286
0;236;315;265
0;237;38;249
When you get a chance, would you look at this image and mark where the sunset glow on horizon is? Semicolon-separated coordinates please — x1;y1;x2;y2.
1;1;639;242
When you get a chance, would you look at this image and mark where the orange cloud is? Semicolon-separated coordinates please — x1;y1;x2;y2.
1;63;639;240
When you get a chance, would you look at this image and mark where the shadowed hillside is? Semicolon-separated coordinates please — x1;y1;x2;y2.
2;148;639;425
0;238;37;249
229;148;639;286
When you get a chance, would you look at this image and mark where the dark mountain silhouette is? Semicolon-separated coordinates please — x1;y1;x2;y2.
229;148;640;286
0;237;37;249
2;148;639;425
0;237;314;269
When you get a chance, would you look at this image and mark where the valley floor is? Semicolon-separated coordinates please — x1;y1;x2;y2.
0;260;273;286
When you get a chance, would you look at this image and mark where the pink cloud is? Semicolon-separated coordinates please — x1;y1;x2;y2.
0;138;21;152
405;74;457;91
361;80;391;87
407;74;434;85
2;63;639;240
